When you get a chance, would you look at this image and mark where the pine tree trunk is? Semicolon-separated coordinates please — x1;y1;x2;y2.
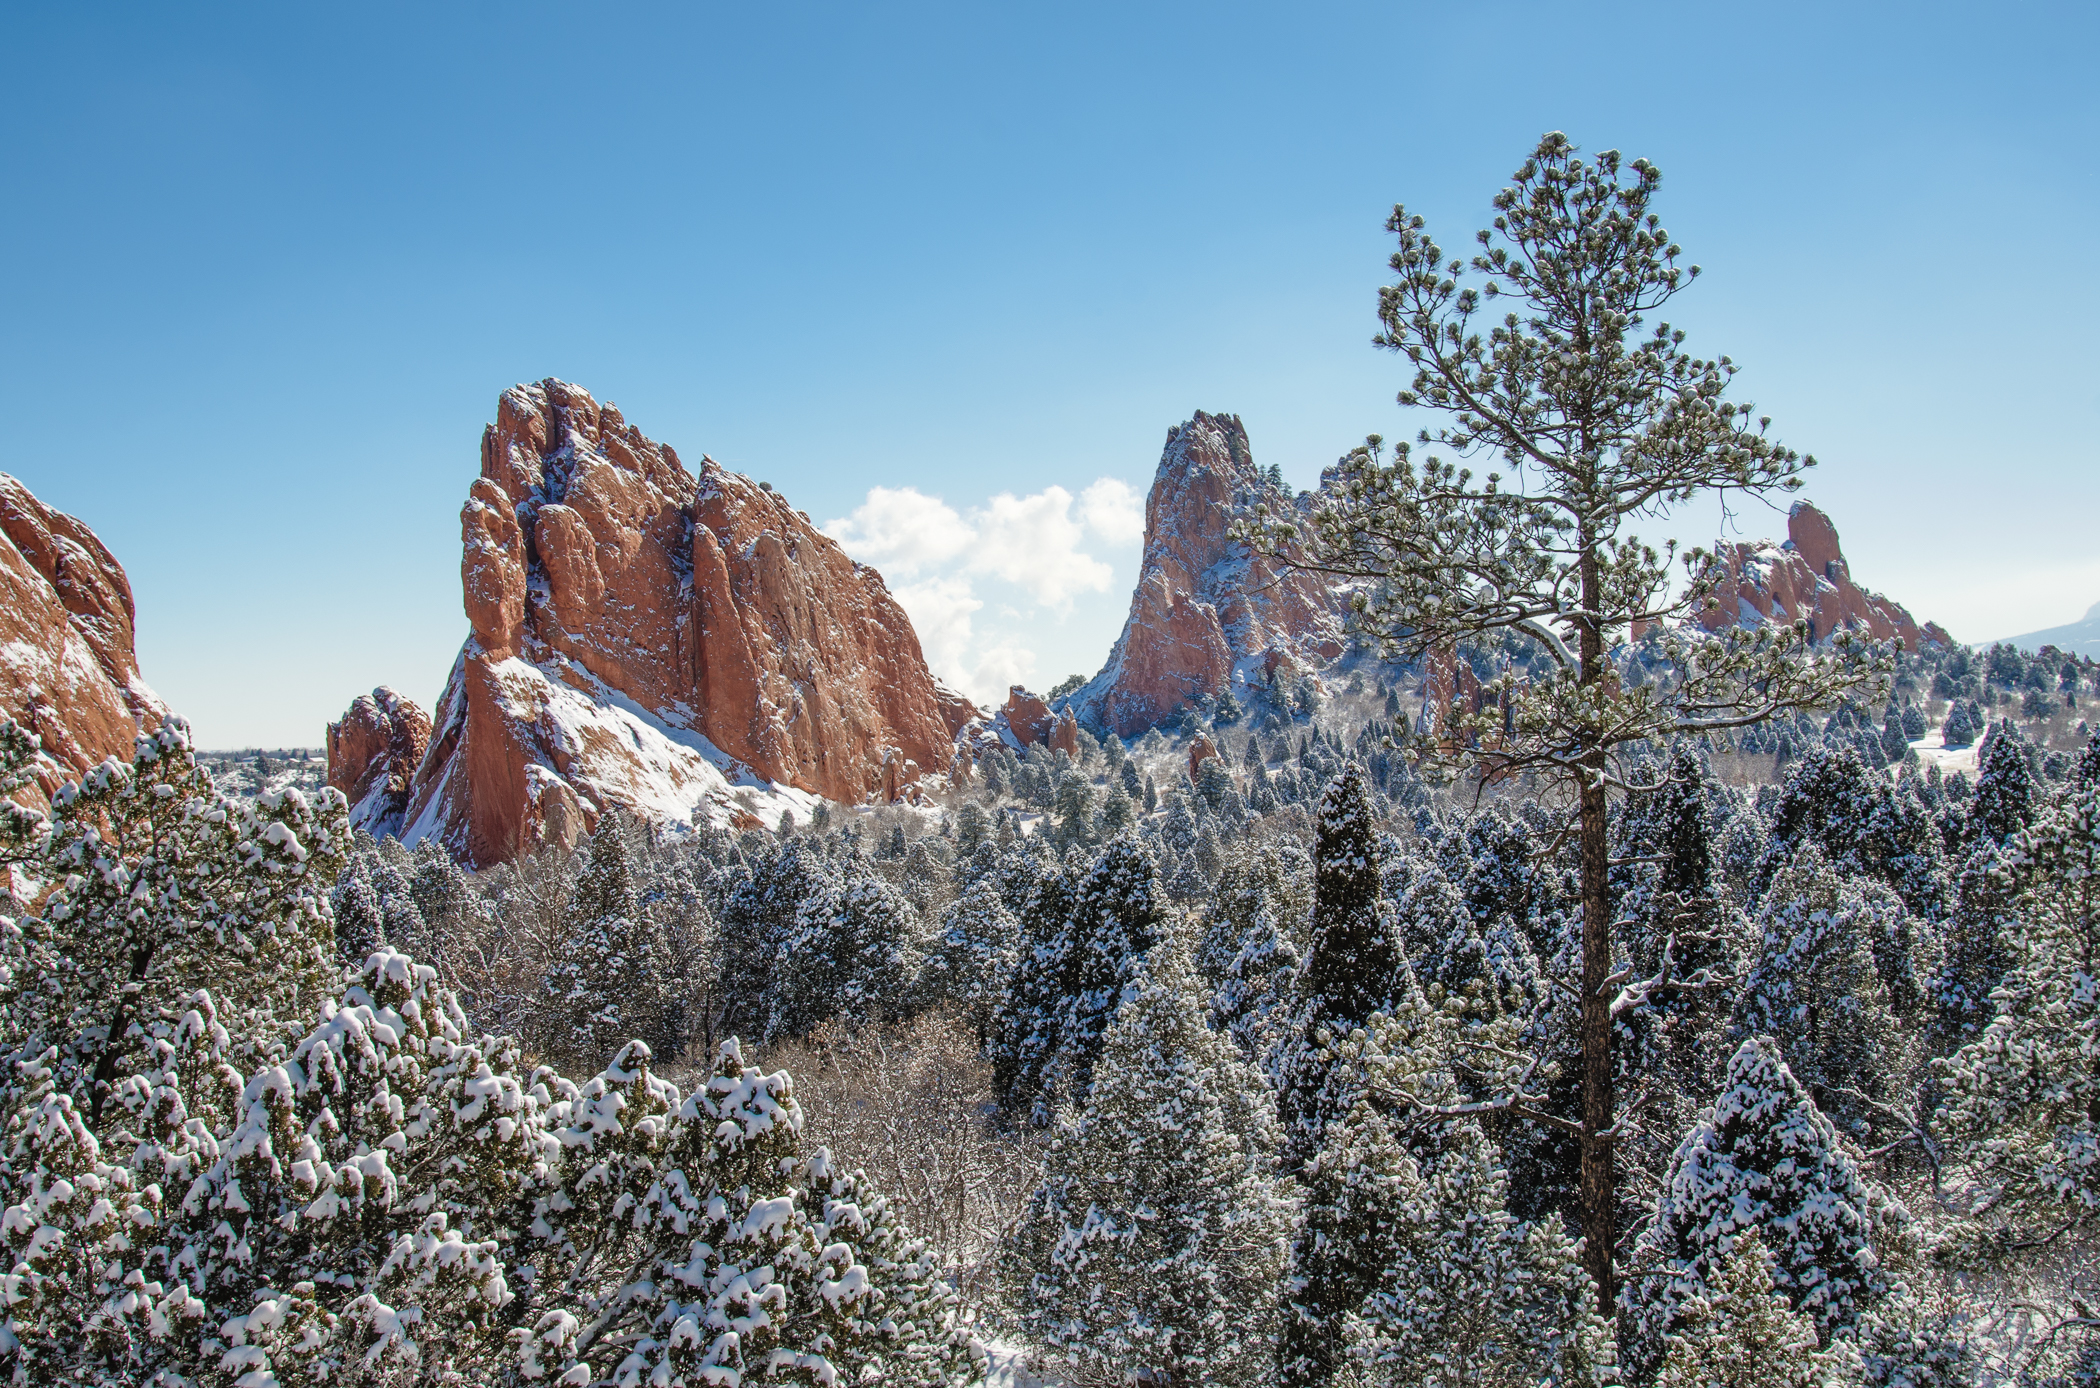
1576;524;1616;1319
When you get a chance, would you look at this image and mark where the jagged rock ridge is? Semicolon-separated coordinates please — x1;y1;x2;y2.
1073;412;1346;737
0;474;164;795
349;380;956;866
1700;501;1949;650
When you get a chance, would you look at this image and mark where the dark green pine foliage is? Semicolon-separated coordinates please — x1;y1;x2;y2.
370;858;430;962
1279;764;1403;1167
1931;841;2019;1050
1035;836;1172;1111
329;855;386;966
769;862;921;1040
2078;727;2100;790
1968;719;2041;849
1762;742;1947;917
543;815;658;1069
716;840;840;1045
989;862;1077;1116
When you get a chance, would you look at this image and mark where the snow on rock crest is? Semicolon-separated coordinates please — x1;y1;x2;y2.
342;379;958;865
1072;412;1346;737
0;472;165;797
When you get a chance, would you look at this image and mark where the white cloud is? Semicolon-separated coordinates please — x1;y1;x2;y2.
822;487;972;576
1078;477;1145;545
824;477;1144;703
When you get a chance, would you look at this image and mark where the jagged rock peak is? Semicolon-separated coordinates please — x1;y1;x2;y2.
373;379;956;866
326;687;431;840
1073;411;1345;738
1700;500;1949;651
0;473;165;796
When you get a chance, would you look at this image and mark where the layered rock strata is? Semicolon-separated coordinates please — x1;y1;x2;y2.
1701;502;1949;650
1074;412;1346;738
373;380;954;866
0;474;164;795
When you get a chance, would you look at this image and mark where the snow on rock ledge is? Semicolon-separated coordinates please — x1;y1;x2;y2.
360;379;954;866
0;473;165;797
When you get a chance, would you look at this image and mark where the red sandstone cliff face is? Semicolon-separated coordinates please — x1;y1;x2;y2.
374;380;955;866
1076;413;1346;738
0;474;164;795
326;687;431;838
1700;502;1950;650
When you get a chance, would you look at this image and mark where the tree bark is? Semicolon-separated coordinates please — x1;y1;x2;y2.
1576;523;1616;1319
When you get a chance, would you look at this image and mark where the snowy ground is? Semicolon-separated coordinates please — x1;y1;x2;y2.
984;1342;1063;1387
1907;726;1980;778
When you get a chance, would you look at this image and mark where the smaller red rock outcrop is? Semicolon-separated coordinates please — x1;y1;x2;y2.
0;474;165;796
1077;413;1347;738
1700;502;1949;650
327;688;432;838
1049;708;1081;758
1188;731;1220;781
1000;687;1055;748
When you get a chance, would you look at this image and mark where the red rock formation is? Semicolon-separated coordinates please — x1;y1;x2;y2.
1078;413;1346;738
1700;502;1950;650
326;688;432;837
933;678;982;739
1000;687;1055;748
0;474;164;796
392;380;955;865
1187;731;1220;781
1049;708;1081;758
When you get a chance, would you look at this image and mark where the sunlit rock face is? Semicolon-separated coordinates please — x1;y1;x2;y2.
0;473;165;799
1074;412;1346;738
1701;501;1949;650
374;379;955;866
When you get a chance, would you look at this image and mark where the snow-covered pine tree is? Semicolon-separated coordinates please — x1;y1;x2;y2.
1007;941;1290;1386
330;852;388;966
1656;1230;1831;1388
1622;1038;1890;1383
989;859;1076;1115
770;865;923;1039
1938;782;2100;1238
1030;834;1171;1112
1202;846;1313;1064
540;813;661;1067
1278;764;1403;1168
0;719;346;1132
1732;850;1903;1135
1964;717;2041;850
1278;996;1606;1388
920;876;1021;1039
515;1037;978;1386
717;840;840;1044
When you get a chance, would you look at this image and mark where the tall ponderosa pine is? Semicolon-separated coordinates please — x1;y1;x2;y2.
1278;764;1402;1167
1241;133;1882;1307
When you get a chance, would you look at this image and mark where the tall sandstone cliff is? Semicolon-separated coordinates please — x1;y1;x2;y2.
1700;501;1949;650
0;474;164;795
1074;412;1346;737
355;380;956;865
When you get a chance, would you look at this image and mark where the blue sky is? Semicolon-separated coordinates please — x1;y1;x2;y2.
2;2;2094;747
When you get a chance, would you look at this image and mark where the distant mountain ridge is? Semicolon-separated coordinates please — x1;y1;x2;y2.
1993;601;2100;658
